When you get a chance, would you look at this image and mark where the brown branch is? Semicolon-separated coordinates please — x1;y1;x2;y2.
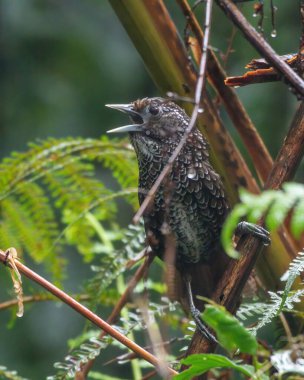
176;0;273;183
225;54;298;87
215;0;304;98
0;250;176;378
264;102;304;190
0;293;90;311
225;68;280;86
133;0;213;224
187;100;304;356
76;251;155;379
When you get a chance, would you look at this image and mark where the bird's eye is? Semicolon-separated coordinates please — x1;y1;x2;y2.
148;105;160;115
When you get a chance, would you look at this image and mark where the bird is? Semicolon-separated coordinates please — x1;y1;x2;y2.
106;97;270;340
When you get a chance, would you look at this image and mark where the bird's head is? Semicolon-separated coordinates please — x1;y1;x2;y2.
106;97;189;142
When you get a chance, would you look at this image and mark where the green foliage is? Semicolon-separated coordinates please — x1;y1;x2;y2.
234;250;304;335
47;297;180;379
0;136;137;280
0;138;304;379
236;302;269;321
201;304;258;355
1;141;304;379
174;354;267;380
280;251;304;306
221;183;304;258
47;334;112;380
85;221;145;311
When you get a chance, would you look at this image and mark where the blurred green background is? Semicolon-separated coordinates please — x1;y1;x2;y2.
0;1;302;379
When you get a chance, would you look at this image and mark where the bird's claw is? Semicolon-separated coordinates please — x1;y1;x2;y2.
236;221;271;246
184;275;218;343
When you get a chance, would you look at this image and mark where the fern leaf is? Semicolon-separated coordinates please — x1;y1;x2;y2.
0;136;137;280
280;251;304;310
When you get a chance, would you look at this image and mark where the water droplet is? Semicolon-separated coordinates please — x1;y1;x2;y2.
198;108;204;114
187;168;196;179
271;29;277;38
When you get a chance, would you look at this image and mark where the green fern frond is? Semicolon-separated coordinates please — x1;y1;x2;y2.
47;334;112;380
48;297;179;380
238;251;304;330
85;221;146;310
249;289;304;335
280;250;304;310
0;136;138;280
236;302;268;321
222;182;304;258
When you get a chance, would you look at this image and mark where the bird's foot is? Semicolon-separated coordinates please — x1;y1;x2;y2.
184;275;218;343
235;221;271;246
190;304;218;343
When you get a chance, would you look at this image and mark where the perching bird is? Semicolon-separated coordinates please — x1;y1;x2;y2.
106;97;270;340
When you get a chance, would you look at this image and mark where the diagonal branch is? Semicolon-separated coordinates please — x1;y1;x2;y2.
0;249;176;378
133;0;213;223
215;0;304;98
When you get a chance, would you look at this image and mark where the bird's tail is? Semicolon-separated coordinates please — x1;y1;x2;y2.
165;247;231;314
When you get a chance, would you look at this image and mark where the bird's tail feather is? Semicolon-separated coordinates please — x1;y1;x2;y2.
165;248;231;314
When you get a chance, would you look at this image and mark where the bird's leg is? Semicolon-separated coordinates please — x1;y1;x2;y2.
235;221;271;245
184;274;218;343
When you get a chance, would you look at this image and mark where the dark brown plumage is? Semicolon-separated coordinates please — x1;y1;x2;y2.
107;97;231;311
130;98;228;265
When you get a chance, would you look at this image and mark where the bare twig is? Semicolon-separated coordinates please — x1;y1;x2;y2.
0;249;176;378
221;25;237;67
297;1;304;77
104;337;184;365
215;0;304;98
133;0;213;224
0;293;90;311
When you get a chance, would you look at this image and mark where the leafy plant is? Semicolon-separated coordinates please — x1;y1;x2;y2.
0;136;137;281
221;183;304;259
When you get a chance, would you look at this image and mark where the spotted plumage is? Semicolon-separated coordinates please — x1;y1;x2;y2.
108;97;229;268
131;98;228;267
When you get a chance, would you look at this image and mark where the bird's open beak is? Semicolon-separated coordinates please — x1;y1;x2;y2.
106;104;144;134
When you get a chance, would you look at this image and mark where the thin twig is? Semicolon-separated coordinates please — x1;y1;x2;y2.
279;312;293;343
221;25;237;67
0;293;90;311
0;249;176;378
297;1;304;76
215;0;304;98
104;337;184;365
133;0;213;224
